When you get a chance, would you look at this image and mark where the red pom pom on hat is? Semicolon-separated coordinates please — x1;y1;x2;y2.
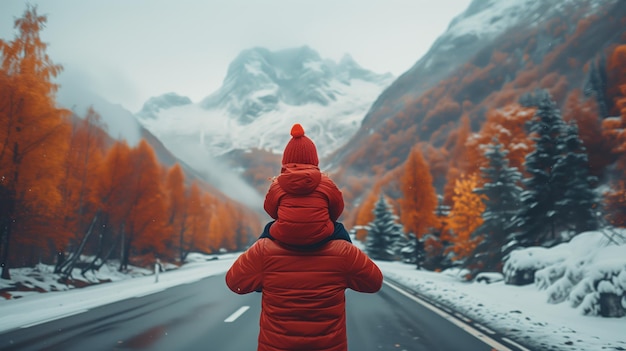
291;123;305;138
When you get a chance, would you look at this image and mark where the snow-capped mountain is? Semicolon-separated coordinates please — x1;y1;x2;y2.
136;46;393;161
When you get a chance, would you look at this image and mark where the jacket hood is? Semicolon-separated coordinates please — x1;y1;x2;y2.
277;163;321;195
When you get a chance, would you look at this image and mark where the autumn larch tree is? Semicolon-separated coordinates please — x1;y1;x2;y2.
399;145;438;242
91;141;133;271
165;163;189;263
603;82;626;228
0;6;71;279
185;182;208;253
443;115;472;204
120;140;169;271
606;45;626;116
353;186;381;242
446;173;486;263
56;108;108;277
465;103;535;174
563;90;615;177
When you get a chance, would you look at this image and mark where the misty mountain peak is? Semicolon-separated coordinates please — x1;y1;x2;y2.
137;92;192;120
200;46;392;124
137;45;393;163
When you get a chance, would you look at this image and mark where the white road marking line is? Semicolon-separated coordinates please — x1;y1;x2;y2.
20;309;88;328
502;337;532;351
454;312;472;323
224;305;250;323
383;280;514;351
475;323;496;335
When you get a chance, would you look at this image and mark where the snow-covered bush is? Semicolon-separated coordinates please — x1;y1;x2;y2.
570;245;626;317
503;246;566;285
504;229;626;317
543;262;584;304
504;231;615;286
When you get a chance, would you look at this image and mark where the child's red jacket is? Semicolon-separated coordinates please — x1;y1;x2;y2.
263;163;344;247
226;163;382;350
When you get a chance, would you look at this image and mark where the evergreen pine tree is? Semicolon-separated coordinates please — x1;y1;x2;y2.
552;121;599;236
365;193;405;261
470;140;522;273
400;232;417;264
515;91;568;247
400;232;425;269
583;56;609;118
422;195;452;270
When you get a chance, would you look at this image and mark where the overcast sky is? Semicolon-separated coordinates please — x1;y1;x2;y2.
0;0;471;113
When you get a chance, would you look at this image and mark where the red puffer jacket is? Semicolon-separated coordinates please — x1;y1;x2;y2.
225;238;383;351
263;163;344;247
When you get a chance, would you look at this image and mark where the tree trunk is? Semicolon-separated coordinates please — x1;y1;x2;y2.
179;227;184;264
118;226;126;272
61;212;99;278
94;236;120;271
599;293;626;318
81;226;106;275
0;190;16;280
0;224;11;280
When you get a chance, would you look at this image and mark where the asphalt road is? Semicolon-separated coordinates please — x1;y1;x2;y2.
0;274;524;351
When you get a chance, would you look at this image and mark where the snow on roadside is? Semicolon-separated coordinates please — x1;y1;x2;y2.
0;254;237;333
378;231;626;351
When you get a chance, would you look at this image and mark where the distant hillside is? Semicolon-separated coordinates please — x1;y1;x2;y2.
327;0;626;220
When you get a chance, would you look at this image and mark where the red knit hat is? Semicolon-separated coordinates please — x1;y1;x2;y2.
282;124;319;166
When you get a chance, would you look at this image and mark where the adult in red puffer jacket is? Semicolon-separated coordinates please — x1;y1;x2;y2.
226;124;383;351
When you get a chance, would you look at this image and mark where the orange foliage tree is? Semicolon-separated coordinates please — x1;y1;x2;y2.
442;115;473;204
55;108;108;276
95;140;133;256
446;174;486;261
0;6;71;278
353;186;380;242
607;44;626;115
186;182;211;253
165;163;189;263
563;89;615;176
120;140;170;270
399;145;438;239
465;103;535;175
603;82;626;227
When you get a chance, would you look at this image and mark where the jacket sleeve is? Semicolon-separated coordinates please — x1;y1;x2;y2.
263;181;281;220
323;178;344;221
225;240;264;294
345;245;383;293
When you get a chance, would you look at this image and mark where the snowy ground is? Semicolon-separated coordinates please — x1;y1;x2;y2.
0;253;238;332
380;261;625;351
0;244;625;351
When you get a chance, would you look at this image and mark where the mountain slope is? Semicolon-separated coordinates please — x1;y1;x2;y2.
328;0;626;200
54;74;261;207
